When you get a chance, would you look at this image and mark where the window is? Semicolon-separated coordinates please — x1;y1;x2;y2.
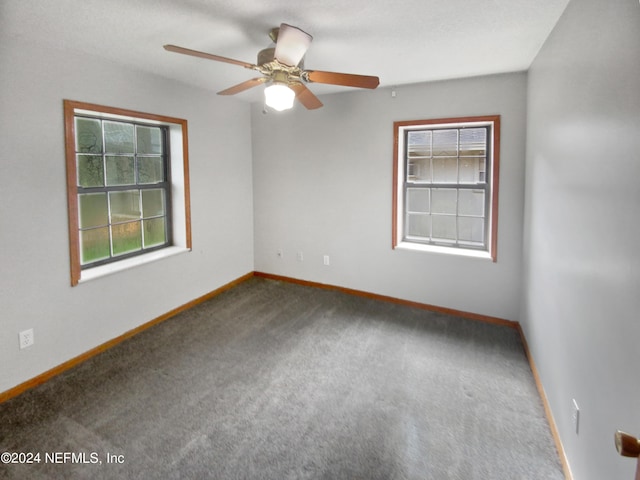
393;116;500;261
64;100;191;285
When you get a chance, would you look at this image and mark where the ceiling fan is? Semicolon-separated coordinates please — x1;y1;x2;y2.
164;23;380;111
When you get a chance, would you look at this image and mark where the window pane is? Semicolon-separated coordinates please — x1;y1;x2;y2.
77;155;104;187
138;156;164;184
460;128;486;156
143;218;166;247
109;190;141;223
407;188;429;213
142;189;165;218
75;118;103;153
433;157;457;183
112;221;142;256
458;189;485;217
432;215;456;241
137;126;163;154
408;130;431;157
106;156;135;186
433;129;458;156
458;216;485;244
459;157;485;184
406;213;430;238
80;227;110;265
431;188;457;214
104;121;134;153
407;157;431;183
79;193;108;228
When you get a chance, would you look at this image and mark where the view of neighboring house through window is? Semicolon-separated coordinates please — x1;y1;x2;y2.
393;115;500;261
64;100;191;286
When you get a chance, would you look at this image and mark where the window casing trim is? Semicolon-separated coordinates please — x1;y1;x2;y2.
64;100;192;286
392;115;500;262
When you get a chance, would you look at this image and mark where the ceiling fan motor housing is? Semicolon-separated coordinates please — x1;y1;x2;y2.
257;47;275;66
258;47;303;70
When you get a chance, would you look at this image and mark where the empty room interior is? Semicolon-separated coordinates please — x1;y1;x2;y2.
1;0;638;479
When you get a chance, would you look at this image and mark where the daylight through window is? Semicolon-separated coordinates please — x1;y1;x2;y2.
75;116;171;266
393;116;500;260
64;100;191;285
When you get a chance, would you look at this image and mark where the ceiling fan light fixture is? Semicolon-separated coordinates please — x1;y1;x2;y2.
264;83;295;111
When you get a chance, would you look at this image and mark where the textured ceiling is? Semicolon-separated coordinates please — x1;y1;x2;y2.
1;0;570;101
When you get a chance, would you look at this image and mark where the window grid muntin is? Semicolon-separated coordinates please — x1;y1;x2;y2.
403;124;491;249
75;115;172;268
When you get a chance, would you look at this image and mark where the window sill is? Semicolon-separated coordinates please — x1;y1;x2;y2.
394;241;493;260
78;246;190;284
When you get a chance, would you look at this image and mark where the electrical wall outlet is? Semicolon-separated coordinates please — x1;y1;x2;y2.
323;255;330;266
572;399;580;434
19;328;34;349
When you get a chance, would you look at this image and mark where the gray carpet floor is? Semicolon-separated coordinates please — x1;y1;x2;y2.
0;277;564;479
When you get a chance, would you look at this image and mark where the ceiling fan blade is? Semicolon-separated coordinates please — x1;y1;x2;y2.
290;83;323;110
163;44;256;69
217;77;268;96
305;70;380;89
274;23;312;67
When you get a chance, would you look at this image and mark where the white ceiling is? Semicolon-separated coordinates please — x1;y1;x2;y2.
2;0;570;102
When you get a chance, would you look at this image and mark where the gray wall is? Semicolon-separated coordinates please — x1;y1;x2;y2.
252;73;527;321
0;38;254;393
522;0;640;478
